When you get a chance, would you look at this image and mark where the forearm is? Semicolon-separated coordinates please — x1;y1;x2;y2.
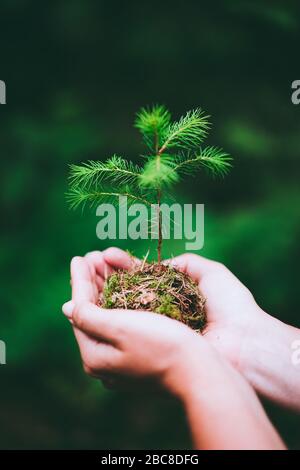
240;312;300;411
171;340;285;450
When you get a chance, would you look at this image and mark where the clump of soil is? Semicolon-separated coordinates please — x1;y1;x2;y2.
99;263;206;331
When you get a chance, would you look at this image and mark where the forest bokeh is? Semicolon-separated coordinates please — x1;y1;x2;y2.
0;0;300;449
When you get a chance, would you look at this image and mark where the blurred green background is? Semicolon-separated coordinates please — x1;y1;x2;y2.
1;0;300;449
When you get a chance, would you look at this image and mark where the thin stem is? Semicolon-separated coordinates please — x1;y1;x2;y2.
157;188;162;264
154;130;159;155
158;143;166;155
154;128;162;263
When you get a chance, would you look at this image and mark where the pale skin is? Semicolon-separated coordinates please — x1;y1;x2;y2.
62;248;299;449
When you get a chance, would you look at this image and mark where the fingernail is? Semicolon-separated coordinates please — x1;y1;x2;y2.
62;300;75;318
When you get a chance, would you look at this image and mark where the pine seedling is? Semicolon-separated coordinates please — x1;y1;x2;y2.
67;105;232;263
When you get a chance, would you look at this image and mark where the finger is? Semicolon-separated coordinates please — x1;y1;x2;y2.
85;251;103;278
71;256;96;303
85;251;114;280
73;326;120;373
82;252;104;291
72;301;121;344
103;247;139;271
85;248;138;280
62;300;106;335
165;253;218;282
62;300;74;318
84;252;105;291
95;274;104;292
62;299;102;362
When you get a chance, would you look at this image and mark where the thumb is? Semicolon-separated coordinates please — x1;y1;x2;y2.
166;253;217;282
62;300;75;318
71;301;119;344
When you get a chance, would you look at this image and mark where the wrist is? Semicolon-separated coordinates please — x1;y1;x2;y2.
239;310;300;407
237;308;270;376
169;333;248;410
163;331;209;401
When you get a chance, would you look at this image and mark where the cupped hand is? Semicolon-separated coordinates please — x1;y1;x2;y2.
82;248;269;372
168;253;266;371
64;248;266;377
62;249;207;394
76;247;265;372
63;248;300;413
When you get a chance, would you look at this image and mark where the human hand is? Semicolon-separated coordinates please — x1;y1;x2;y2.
168;253;300;411
62;250;285;449
62;250;207;395
63;248;300;410
63;248;268;378
166;253;264;370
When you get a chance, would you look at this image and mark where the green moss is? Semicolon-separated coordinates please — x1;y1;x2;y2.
100;263;206;331
155;294;182;320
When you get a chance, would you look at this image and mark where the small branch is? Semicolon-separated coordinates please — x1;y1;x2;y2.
66;188;152;210
154;130;159;155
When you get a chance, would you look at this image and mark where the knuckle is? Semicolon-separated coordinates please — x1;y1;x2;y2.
190;253;204;265
103;246;120;256
173;253;195;269
85;251;103;267
85;250;102;257
181;252;196;262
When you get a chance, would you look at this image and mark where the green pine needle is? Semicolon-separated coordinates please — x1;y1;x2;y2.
139;154;178;189
159;108;210;153
66;186;152;211
175;146;233;177
135;105;171;151
67;106;232;226
66;104;233;262
68;155;142;189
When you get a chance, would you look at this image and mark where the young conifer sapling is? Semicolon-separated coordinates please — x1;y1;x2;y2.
67;105;232;330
